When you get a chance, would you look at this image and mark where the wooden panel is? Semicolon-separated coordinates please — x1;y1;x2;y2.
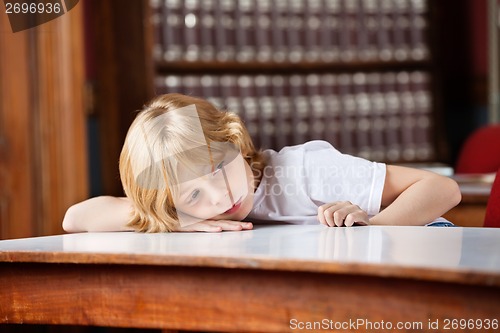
0;4;88;238
443;184;490;227
89;0;155;196
443;204;486;227
33;3;88;236
0;13;35;239
1;263;499;332
0;324;160;333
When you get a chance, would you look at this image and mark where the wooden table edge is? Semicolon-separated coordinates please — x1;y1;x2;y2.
1;251;499;287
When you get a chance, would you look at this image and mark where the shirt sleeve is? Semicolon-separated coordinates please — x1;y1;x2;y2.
302;141;386;216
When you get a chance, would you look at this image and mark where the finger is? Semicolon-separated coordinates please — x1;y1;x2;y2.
342;208;359;227
179;223;223;233
202;225;224;232
317;204;329;226
322;202;348;227
336;203;366;227
333;210;346;227
353;220;369;226
210;220;253;231
344;213;355;227
333;207;354;227
241;222;253;230
211;221;243;231
231;221;253;230
344;210;369;227
322;205;337;227
320;202;355;227
326;204;347;227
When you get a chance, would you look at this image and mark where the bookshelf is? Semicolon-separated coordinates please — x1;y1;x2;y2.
149;0;441;163
87;0;454;195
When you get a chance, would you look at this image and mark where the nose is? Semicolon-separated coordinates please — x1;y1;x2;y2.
208;186;230;206
208;174;234;206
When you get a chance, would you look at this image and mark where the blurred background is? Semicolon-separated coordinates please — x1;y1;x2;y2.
0;0;496;239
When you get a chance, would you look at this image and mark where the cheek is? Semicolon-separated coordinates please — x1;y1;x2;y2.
227;172;247;190
238;194;254;219
178;203;218;220
225;159;249;190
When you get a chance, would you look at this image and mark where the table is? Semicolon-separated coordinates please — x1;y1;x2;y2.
1;225;500;332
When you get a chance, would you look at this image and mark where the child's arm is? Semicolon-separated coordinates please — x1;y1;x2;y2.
318;165;461;226
62;196;134;232
369;165;461;226
63;196;254;233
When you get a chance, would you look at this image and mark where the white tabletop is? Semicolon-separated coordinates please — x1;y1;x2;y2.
1;225;500;285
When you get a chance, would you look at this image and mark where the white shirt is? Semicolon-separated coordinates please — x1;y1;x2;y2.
247;141;387;224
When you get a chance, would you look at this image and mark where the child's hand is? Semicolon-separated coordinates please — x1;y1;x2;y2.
317;201;369;227
175;220;253;233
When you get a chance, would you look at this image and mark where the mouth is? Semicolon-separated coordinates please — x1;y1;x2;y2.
223;198;243;215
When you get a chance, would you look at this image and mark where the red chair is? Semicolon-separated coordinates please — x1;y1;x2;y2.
484;168;500;228
455;125;500;174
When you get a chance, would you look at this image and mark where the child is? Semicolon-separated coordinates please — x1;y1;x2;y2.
62;93;461;233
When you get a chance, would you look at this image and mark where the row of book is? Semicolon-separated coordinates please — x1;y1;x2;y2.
154;71;435;162
150;0;430;63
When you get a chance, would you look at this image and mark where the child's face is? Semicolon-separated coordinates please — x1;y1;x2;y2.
173;149;255;225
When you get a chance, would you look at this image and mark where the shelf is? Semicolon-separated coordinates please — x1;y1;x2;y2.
154;59;433;75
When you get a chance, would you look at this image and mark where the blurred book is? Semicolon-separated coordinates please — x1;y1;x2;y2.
155;71;436;163
151;0;430;63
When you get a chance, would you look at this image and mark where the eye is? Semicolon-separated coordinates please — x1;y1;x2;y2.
187;189;201;204
212;161;225;175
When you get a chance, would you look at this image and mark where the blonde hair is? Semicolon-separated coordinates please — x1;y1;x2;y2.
119;93;264;232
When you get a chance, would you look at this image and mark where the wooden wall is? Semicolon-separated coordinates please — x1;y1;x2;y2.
0;3;88;239
85;0;155;196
